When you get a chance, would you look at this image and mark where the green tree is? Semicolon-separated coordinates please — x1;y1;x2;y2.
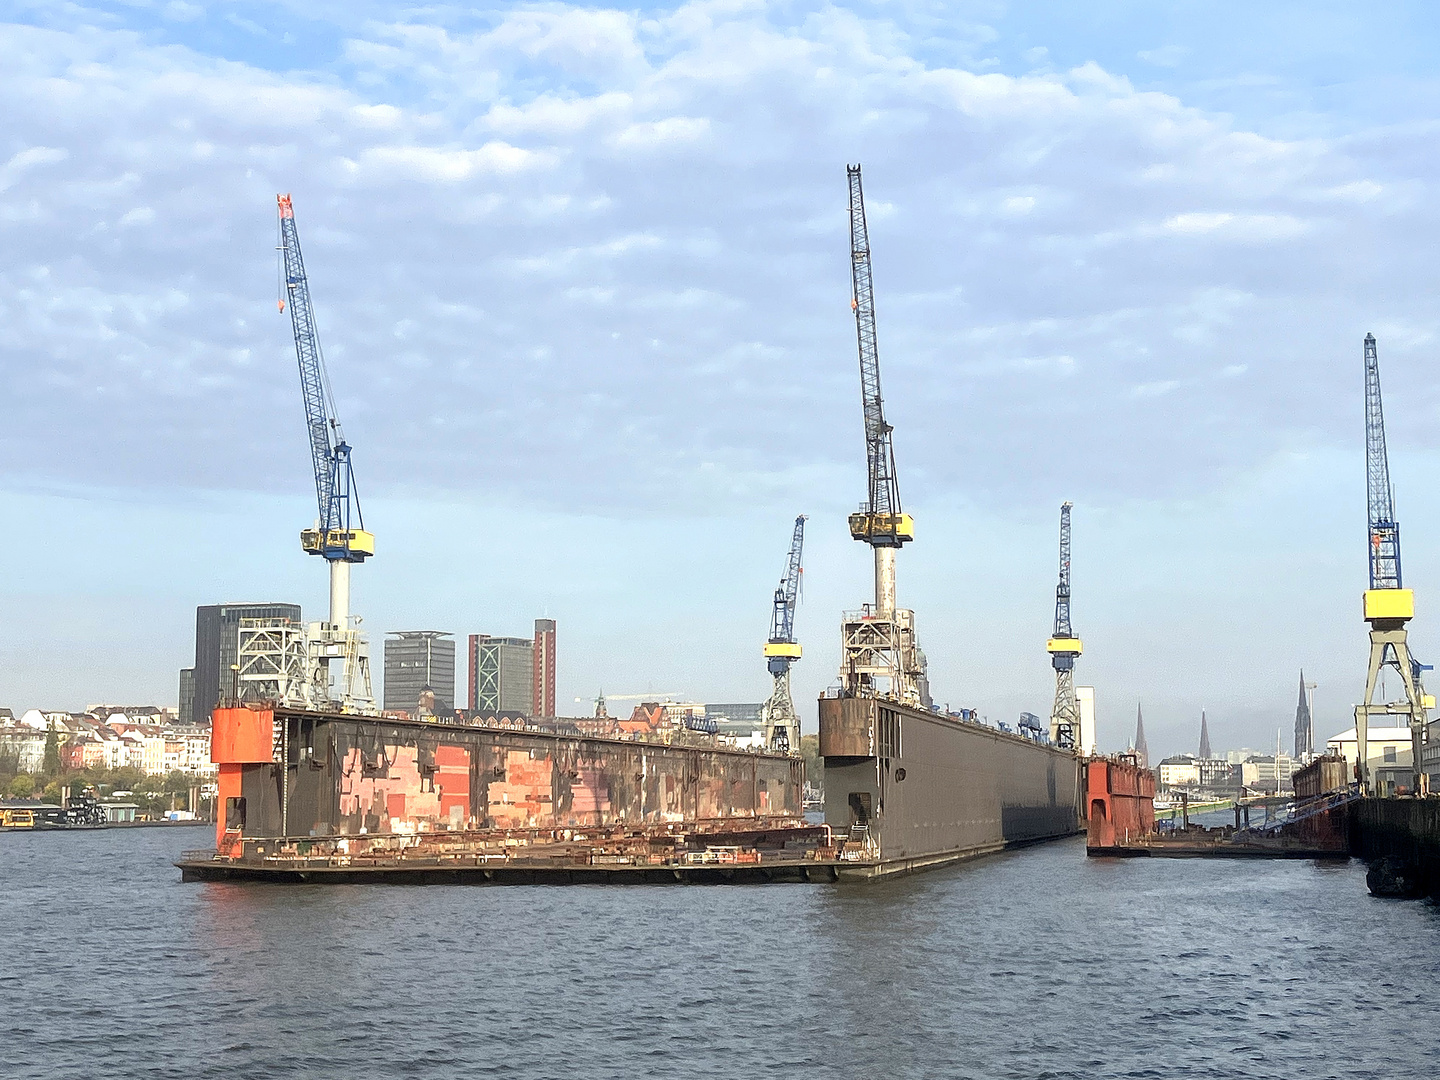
8;774;35;799
800;733;823;786
42;720;60;777
41;780;62;805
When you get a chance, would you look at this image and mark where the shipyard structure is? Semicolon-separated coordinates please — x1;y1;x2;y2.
178;175;1084;884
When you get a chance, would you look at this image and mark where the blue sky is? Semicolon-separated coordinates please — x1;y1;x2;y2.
3;1;1440;760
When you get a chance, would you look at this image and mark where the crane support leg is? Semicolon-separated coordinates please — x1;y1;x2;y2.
1355;624;1429;795
762;669;799;754
1050;667;1079;749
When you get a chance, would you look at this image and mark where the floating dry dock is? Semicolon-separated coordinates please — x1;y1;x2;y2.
178;703;880;883
179;700;1086;884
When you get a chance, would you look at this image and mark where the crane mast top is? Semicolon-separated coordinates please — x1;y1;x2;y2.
845;164;913;549
764;515;806;673
1364;333;1401;595
277;194;373;565
1047;502;1082;665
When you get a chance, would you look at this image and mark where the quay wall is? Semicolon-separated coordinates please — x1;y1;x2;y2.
1351;797;1440;890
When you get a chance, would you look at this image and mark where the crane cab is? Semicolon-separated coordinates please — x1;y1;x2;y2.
301;528;375;562
848;512;914;545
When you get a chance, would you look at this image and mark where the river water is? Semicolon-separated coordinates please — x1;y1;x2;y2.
3;826;1437;1079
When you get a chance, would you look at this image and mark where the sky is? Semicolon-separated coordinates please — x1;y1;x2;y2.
4;1;1440;761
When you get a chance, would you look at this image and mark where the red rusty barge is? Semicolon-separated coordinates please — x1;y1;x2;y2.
177;704;864;884
1085;754;1353;859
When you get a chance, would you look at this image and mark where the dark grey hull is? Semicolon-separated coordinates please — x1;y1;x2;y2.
820;696;1083;878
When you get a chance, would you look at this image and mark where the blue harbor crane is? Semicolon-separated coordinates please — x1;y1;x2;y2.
761;515;806;753
1047;502;1082;751
277;194;375;708
840;164;923;704
1355;332;1431;794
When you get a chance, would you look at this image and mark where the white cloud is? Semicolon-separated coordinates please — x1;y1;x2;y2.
1161;211;1308;240
610;116;710;149
0;1;1420;529
357;142;554;181
0;145;68;192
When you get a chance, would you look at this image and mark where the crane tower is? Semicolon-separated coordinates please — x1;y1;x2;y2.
276;194;375;711
1354;333;1431;794
1047;502;1082;750
761;515;806;753
839;165;924;704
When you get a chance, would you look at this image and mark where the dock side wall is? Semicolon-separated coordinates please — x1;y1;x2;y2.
1352;797;1440;892
820;697;1081;862
218;710;803;841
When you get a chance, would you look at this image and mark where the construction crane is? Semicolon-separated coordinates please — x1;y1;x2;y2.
1047;502;1082;750
1355;332;1431;795
840;164;923;704
277;194;375;710
761;515;806;753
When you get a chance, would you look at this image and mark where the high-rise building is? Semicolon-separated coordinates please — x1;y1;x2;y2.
1075;686;1096;757
468;634;534;715
178;668;195;725
532;619;557;720
186;603;302;727
383;632;456;715
1198;710;1213;759
1294;669;1314;759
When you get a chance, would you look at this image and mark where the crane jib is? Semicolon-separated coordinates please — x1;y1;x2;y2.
277;195;368;562
846;165;909;546
1364;334;1401;591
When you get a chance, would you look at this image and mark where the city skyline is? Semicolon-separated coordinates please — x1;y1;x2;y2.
6;3;1440;762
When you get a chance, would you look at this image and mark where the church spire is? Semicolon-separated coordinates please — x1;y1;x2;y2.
1294;670;1313;759
1134;702;1149;769
1198;710;1212;759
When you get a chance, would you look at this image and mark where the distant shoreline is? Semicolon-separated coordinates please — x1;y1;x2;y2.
1;819;213;833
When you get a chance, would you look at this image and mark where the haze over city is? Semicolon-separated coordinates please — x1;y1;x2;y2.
5;1;1440;761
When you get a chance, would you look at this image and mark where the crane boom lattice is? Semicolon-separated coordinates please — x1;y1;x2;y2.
846;165;911;548
1364;333;1401;591
278;194;371;565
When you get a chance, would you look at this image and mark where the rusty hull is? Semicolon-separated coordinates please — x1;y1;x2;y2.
211;706;804;847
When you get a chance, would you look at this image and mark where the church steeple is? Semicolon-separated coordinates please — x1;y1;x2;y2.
1198;710;1212;759
1134;702;1149;769
1294;670;1313;759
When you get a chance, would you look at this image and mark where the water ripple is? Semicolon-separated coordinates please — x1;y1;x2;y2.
3;829;1439;1078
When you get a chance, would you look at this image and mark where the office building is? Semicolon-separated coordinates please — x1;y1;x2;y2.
532;619;557;720
469;635;534;715
178;668;196;726
384;632;456;715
